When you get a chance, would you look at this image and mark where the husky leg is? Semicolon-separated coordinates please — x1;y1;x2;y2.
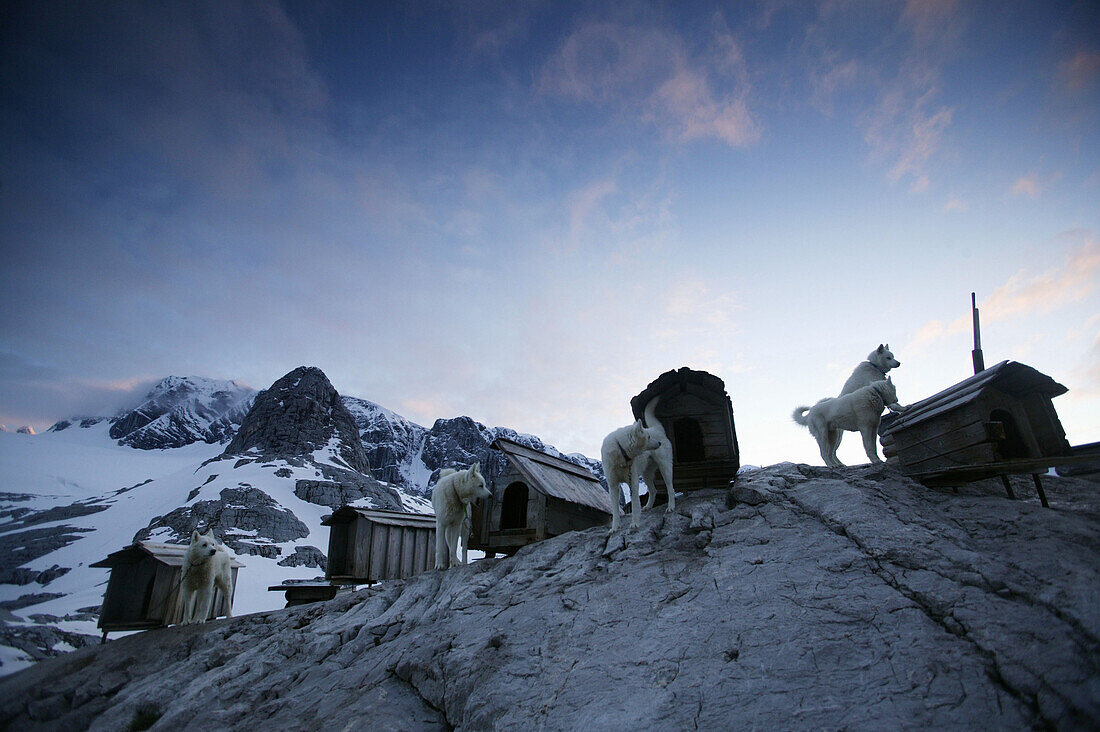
434;521;449;569
446;523;461;567
609;480;622;531
643;472;657;510
659;460;675;513
629;476;642;529
861;426;882;464
215;572;233;618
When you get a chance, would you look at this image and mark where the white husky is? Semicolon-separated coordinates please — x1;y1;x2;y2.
179;529;234;625
432;463;491;569
841;344;906;411
602;419;662;531
793;378;898;468
637;396;676;515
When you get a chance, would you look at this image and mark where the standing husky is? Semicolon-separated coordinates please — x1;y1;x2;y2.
179;529;234;624
602;419;661;531
432;463;491;569
834;344;906;453
841;344;906;412
637;396;676;515
793;378;898;468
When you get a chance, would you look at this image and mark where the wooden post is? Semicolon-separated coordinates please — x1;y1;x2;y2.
971;292;985;374
1000;475;1016;500
1031;474;1050;508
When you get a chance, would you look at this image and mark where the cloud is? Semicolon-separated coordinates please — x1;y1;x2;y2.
1059;49;1100;92
852;0;964;188
981;238;1100;321
808;55;859;114
1012;175;1040;197
908;233;1100;350
539;21;760;147
1010;172;1062;198
943;197;968;212
567;178;619;249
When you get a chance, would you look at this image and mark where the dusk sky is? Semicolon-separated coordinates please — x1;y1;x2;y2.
2;1;1098;467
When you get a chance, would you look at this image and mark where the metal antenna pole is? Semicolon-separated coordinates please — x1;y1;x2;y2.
971;292;985;374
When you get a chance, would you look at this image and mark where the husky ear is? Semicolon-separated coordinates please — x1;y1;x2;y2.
191;529;200;542
877;344;885;352
471;462;480;474
885;343;890;350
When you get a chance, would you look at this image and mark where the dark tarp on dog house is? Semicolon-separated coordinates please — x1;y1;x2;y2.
468;437;612;556
629;367;741;497
322;507;436;584
91;541;243;633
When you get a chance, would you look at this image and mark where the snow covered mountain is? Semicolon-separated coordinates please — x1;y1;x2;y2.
347;397;604;496
49;376;256;449
0;366;599;675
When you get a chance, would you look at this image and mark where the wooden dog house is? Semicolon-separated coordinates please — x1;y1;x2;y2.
468;438;612;556
322;507;436;584
629;367;740;498
91;541;243;637
879;361;1073;505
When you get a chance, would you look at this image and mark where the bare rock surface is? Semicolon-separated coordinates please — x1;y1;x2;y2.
2;464;1098;730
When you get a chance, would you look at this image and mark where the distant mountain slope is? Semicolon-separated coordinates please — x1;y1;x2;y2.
346;397;605;496
50;376;255;449
0;366;598;676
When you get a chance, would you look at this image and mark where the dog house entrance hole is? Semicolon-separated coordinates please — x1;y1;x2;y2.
990;409;1029;459
673;418;706;462
501;482;528;530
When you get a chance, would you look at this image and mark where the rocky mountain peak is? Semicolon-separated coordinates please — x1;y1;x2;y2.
223;366;371;474
104;375;255;449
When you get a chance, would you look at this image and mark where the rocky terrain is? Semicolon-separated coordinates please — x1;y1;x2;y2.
0;367;603;674
2;463;1097;730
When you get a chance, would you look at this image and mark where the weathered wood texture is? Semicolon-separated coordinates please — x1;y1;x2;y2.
91;543;243;631
880;360;1072;484
468;438;610;555
322;508;436;584
630;367;741;495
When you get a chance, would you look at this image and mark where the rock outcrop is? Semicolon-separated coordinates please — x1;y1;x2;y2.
225;367;369;474
134;486;311;558
3;464;1098;730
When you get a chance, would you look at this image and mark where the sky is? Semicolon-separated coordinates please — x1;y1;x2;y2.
1;0;1098;468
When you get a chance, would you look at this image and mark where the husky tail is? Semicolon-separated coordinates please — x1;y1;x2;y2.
792;406;811;426
644;395;664;434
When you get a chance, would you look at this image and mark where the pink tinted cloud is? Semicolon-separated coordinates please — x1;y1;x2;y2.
982;238;1100;321
540;21;759;147
908;234;1100;349
1012;175;1040;197
1059;49;1100;92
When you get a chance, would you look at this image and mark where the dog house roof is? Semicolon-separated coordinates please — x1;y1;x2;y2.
90;541;246;569
630;367;731;422
321;507;437;528
491;437;613;514
881;360;1067;433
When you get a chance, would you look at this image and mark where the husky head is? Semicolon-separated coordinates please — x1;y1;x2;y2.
457;462;492;504
188;529;220;559
629;419;661;454
871;377;898;405
868;344;901;372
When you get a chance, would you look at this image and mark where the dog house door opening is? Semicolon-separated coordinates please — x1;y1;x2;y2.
990;409;1030;459
501;482;528;530
673;417;706;462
